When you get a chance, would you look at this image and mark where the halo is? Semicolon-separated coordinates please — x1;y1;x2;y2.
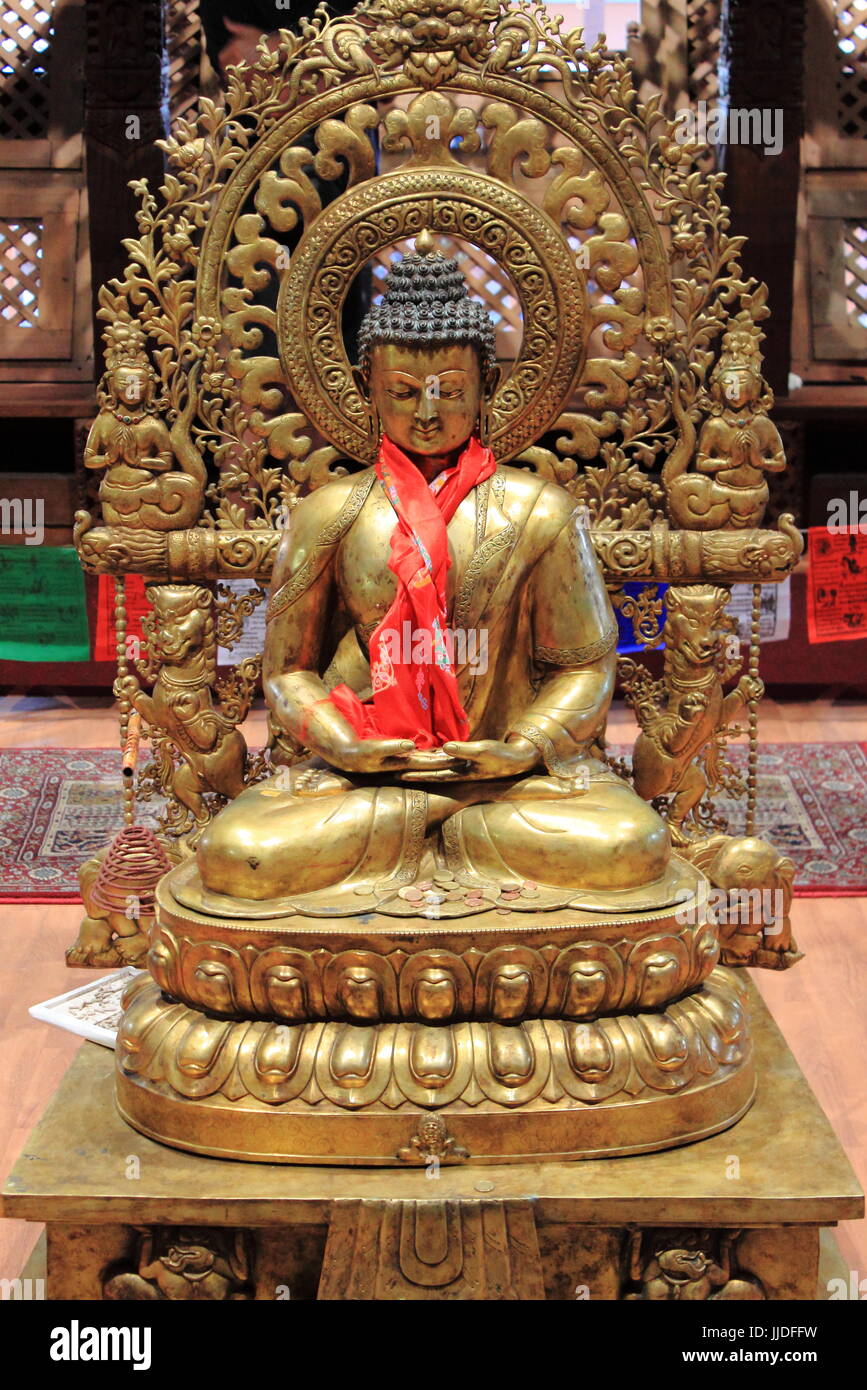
277;168;586;464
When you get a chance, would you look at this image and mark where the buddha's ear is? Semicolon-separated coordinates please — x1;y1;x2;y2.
484;362;502;397
352;365;371;403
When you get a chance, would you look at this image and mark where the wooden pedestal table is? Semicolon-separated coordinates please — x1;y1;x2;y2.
2;982;862;1301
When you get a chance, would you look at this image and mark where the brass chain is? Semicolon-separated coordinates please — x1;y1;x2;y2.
744;582;761;835
114;577;136;827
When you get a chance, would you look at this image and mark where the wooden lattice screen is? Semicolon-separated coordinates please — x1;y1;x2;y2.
687;0;721;106
843;219;867;333
0;0;53;144
0;216;41;328
797;0;867;381
835;0;867;138
0;0;90;388
803;183;867;362
627;0;721;169
166;0;218;126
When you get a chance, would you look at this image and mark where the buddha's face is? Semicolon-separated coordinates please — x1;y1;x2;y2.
367;343;485;463
111;366;151;407
717;366;758;410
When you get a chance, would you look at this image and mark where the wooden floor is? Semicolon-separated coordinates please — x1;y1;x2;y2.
1;694;865;1289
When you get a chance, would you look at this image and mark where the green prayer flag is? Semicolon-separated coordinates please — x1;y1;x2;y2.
0;546;90;662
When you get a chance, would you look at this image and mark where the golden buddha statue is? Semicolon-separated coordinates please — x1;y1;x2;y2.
120;237;747;1167
56;0;817;1279
191;237;677;918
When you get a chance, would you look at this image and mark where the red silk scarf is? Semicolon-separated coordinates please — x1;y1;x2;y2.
328;434;496;749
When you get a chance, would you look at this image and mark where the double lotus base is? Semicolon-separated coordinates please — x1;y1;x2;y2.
119;860;751;1163
116;966;755;1164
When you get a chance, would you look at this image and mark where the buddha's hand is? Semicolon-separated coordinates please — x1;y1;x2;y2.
333;737;417;774
438;736;539;780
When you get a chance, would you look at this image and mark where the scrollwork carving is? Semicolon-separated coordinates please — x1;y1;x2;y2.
75;516;802;586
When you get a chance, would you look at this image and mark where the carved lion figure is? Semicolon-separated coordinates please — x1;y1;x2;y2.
116;586;248;828
626;586;762;838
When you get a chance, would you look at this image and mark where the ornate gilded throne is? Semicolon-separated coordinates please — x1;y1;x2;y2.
53;0;849;1300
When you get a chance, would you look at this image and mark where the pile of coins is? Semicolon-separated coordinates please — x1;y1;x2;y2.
395;874;542;916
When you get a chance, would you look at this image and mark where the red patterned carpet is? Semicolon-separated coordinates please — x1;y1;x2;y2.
0;745;864;902
0;749;162;902
689;742;867;897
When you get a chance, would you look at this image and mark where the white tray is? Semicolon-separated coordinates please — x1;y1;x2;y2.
29;967;144;1049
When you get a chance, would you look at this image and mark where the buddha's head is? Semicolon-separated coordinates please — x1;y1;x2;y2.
714;364;761;411
354;229;500;466
107;360;155;409
710;321;766;412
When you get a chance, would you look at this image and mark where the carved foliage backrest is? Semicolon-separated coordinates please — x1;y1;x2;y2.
76;1;801;842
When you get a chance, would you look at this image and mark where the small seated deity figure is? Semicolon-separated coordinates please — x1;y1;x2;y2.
195;232;676;914
665;321;786;531
85;344;204;530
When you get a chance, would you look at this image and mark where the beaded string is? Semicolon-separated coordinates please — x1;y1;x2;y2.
114;576;136;827
744;582;761;836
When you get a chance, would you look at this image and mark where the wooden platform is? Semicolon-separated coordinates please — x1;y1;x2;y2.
1;980;861;1299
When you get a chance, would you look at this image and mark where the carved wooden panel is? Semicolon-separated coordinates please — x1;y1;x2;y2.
834;0;867;138
789;2;867;384
165;0;218;126
0;173;85;360
0;0;83;169
687;0;721;105
804;175;867;361
804;1;867;171
0;0;53;142
0;0;90;388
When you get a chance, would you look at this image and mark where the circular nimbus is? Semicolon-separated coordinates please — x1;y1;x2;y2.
277;167;586;465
